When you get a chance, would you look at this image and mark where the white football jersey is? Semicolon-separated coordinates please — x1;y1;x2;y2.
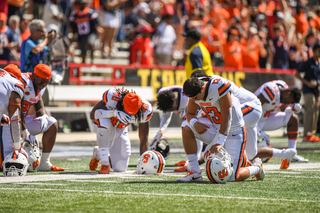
195;77;244;131
20;73;46;117
254;81;281;117
0;69;24;115
98;87;153;129
211;75;261;109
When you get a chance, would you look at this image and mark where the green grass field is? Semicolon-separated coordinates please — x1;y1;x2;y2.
0;149;320;213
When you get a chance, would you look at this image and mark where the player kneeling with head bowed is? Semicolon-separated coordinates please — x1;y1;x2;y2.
89;88;153;174
177;77;265;183
136;150;165;175
2;64;64;172
0;64;28;176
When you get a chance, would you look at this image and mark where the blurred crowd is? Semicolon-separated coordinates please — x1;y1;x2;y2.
0;0;320;69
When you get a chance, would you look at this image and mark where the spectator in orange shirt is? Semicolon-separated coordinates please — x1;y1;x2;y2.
223;28;244;70
310;8;320;31
200;20;222;67
20;15;31;42
294;3;308;36
242;27;267;68
129;25;154;65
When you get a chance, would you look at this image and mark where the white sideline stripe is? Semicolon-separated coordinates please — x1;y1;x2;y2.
0;187;319;203
14;183;67;186
276;175;320;179
266;171;302;174
69;180;117;183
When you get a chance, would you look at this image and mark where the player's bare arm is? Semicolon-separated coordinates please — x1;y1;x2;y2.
139;121;149;155
187;99;209;134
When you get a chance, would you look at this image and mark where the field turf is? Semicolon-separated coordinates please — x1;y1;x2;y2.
0;150;319;212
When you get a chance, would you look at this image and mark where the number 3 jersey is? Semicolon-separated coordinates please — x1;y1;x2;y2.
194;77;244;132
20;73;45;117
97;88;153;129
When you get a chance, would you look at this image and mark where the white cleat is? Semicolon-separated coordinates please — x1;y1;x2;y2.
176;170;203;182
291;154;309;163
253;158;265;180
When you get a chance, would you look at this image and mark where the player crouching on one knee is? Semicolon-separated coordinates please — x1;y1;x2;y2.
177;77;265;183
89;88;153;174
2;64;64;172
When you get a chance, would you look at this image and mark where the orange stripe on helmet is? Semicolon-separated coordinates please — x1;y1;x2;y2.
264;87;274;100
206;159;216;183
153;150;164;173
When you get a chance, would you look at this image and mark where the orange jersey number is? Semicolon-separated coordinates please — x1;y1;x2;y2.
201;106;222;124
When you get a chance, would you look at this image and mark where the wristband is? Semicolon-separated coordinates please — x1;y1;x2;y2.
216;133;227;146
190;118;198;127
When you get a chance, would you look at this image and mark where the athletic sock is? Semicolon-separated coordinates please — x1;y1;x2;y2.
246;166;260;176
288;138;297;150
99;148;110;166
187;154;201;173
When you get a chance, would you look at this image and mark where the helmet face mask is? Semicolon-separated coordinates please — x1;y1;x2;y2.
137;150;165;175
205;147;234;184
3;151;28;177
22;140;40;172
153;137;170;160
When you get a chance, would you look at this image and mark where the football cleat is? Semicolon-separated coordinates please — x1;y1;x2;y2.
99;165;110;174
303;135;320;142
89;158;100;171
174;164;189;172
280;149;296;169
291;154;308;163
174;160;186;167
253;158;265;180
176;171;203;182
51;165;65;171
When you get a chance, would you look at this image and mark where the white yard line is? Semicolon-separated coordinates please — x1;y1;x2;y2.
14;183;67;186
0;187;319;203
0;163;319;184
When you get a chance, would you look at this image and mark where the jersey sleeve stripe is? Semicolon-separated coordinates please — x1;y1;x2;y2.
218;82;231;96
103;90;109;104
93;119;100;127
14;83;25;93
145;111;153;121
264;87;274;100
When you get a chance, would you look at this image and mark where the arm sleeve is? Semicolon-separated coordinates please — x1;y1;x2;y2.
159;112;173;132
